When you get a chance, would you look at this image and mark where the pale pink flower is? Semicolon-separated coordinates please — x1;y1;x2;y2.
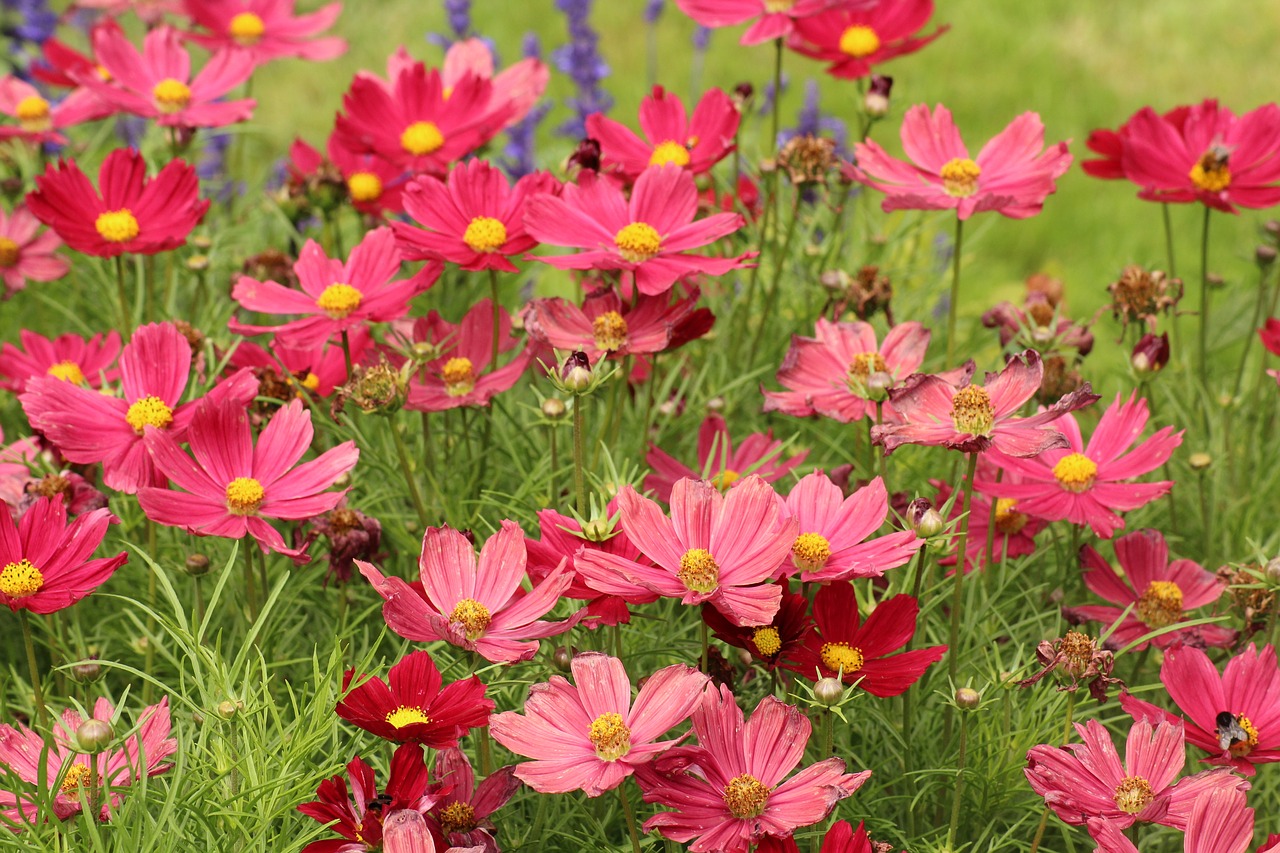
0;204;69;297
0;76;106;146
442;38;549;131
1089;787;1255;853
0;329;120;393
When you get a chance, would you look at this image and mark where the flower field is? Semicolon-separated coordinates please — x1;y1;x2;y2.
1;1;1279;851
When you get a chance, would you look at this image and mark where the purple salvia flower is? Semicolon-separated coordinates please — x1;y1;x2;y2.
553;0;613;138
445;0;471;38
692;25;711;51
645;0;665;23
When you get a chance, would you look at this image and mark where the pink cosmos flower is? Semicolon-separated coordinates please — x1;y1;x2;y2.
138;397;359;560
586;86;740;182
1066;529;1234;651
0;76;106;145
1116;99;1280;213
74;0;182;24
635;685;870;852
401;299;532;412
228;328;368;399
575;476;798;627
977;394;1180;538
787;0;948;80
849;104;1072;220
0;204;68;298
1089;787;1255;853
1120;644;1280;777
934;470;1045;574
0;428;40;511
84;23;256;128
289;136;409;217
780;472;920;583
871;350;1098;457
442;38;549;132
183;0;347;65
1024;718;1246;833
672;0;859;46
392;159;558;273
1082;104;1191;181
762;318;930;423
490;652;709;797
525;166;754;298
21;322;259;493
0;496;126;615
523;286;705;365
430;748;519;851
230;227;420;349
358;521;584;663
0;329;120;392
0;697;176;828
644;413;807;503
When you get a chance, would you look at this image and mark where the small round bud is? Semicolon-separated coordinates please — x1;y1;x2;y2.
733;82;754;108
76;719;114;754
1189;452;1212;471
910;505;945;539
186;253;210;272
561;351;593;393
706;396;726;412
581;517;611;542
1266;220;1280;239
1131;333;1170;375
814;677;845;706
552;646;574;672
658;400;677;418
217;700;239;720
185;554;211;577
865;371;893;402
190;235;213;250
1206;273;1225;289
955;687;981;710
541;398;566;419
71;658;102;684
1257;245;1277;266
1264;557;1280;582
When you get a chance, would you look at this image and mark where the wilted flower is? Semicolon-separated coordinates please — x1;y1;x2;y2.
1107;266;1180;333
1017;630;1124;703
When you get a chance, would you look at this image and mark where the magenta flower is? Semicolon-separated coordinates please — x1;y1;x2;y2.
430;748;519;850
644;413;807;503
1089;787;1255;853
523;285;705;365
586;86;740;182
575;476;798;627
230;227;420;349
442;38;549;132
977;394;1181;538
0;76;106;146
490;652;708;797
358;521;584;663
1067;529;1234;651
671;0;849;46
787;0;949;80
934;469;1045;574
849;104;1072;219
289;136;408;217
871;350;1098;457
402;298;533;412
1025;718;1246;833
0;329;120;393
762;318;930;423
635;685;870;851
183;0;347;65
0;496;126;615
1082;104;1191;181
525;166;754;298
227;327;368;398
1120;644;1280;776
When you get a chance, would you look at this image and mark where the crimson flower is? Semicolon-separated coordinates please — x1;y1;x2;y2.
586;86;740;182
288;136;409;217
336;650;493;746
644;413;807;503
183;0;347;65
0;329;120;392
1090;787;1255;853
787;0;948;80
1082;104;1191;181
934;470;1044;574
442;38;549;132
431;748;519;851
523;286;706;365
703;580;811;671
0;496;126;614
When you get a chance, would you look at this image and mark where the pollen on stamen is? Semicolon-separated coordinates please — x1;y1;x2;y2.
677;548;720;594
16;95;51;133
401;121;444;156
838;25;881;58
95;209;140;243
228;11;266;45
462;216;508;254
752;626;782;657
441;357;477;397
58;763;92;795
649;140;691;168
1112;776;1154;815
225;477;265;515
46;360;86;384
1229;716;1260;757
848;352;888;393
950;385;995;436
614;222;662;263
993;498;1028;535
124;395;174;434
0;236;18;267
385;705;432;728
0;558;45;598
592;311;629;352
439;801;478;834
1189;148;1231;192
723;774;770;819
588;711;633;761
792;532;832;572
152;78;192;114
1136;580;1183;628
820;641;865;675
940;157;982;198
316;283;363;319
711;469;740;489
449;597;492;640
347;172;383;203
1052;453;1098;493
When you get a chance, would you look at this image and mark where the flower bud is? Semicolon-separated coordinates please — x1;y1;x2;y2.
706;396;725;412
541;398;567;419
907;498;944;538
1265;557;1280;582
552;646;575;672
864;74;893;117
1189;452;1212;471
191;235;213;251
186;253;210;272
1206;273;1225;289
955;687;981;710
217;700;240;719
865;371;893;402
561;351;593;393
733;82;754;110
1266;220;1280;239
1130;332;1170;374
568;138;601;173
814;677;845;706
76;719;113;754
185;553;211;577
71;658;102;684
1258;245;1277;267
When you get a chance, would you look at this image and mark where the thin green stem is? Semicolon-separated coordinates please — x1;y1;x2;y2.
947;217;964;365
1198;206;1212;388
390;419;431;529
340;330;353;379
548;423;559;505
700;618;709;673
243;542;259;625
143;519;158;705
1233;261;1273;399
18;610;46;728
619;782;643;853
1161;202;1178;280
572;397;587;515
947;707;971;848
114;254;132;337
488;268;502;370
946;452;979;684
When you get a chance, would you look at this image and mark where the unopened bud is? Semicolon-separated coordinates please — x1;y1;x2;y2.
191;235;213;251
1266;557;1280;582
733;82;754;110
185;554;211;577
71;658;102;684
907;498;944;538
1189;452;1212;471
568;138;601;173
864;74;893;118
76;719;113;754
1206;273;1225;289
186;254;210;272
1131;332;1170;374
1266;220;1280;239
1258;245;1277;267
217;700;239;719
706;396;725;412
955;687;981;710
814;677;845;706
561;351;593;392
541;398;567;419
658;400;677;418
552;646;574;672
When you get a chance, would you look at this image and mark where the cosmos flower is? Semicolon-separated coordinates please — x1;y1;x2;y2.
287;136;409;217
671;0;850;46
1089;787;1255;853
442;37;549;132
0;329;120;393
702;580;810;671
786;0;948;80
0;496;126;615
523;285;706;365
182;0;347;65
0;75;105;145
401;299;533;412
644;413;807;503
430;748;519;851
1081;104;1191;181
586;85;740;181
227;328;368;400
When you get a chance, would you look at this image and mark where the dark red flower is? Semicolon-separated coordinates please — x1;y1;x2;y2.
336;650;493;746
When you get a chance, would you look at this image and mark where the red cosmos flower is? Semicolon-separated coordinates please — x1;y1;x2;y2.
138;398;359;560
84;22;256;128
672;0;860;46
1025;718;1247;835
0;204;69;298
1120;644;1280;777
0;329;120;393
849;104;1072;220
1112;99;1280;213
977;394;1181;539
763;319;931;423
298;742;438;853
787;0;948;80
0;496;126;614
1090;787;1255;853
788;582;944;696
525;166;754;298
230;227;423;349
1066;529;1234;651
576;476;798;628
523;286;704;365
1261;317;1280;355
586;86;740;182
288;137;409;217
756;820;892;853
358;521;584;663
1082;104;1191;181
443;38;549;132
0;76;105;145
644;413;807;503
703;580;810;671
491;652;710;797
25;148;209;258
336;650;493;746
392;159;558;273
183;0;347;65
431;748;519;851
635;685;870;852
400;299;532;412
0;429;40;511
228;328;369;399
871;350;1098;457
20;322;259;493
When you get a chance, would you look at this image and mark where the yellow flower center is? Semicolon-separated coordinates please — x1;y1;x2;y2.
762;0;796;10
315;283;363;319
723;774;770;819
1229;715;1261;758
752;626;782;657
993;498;1028;535
385;705;432;728
1058;630;1097;678
677;548;720;594
125;395;175;434
838;25;881;58
588;711;633;761
1189;148;1231;192
792;532;832;572
711;469;740;489
228;11;266;45
1052;453;1098;493
1136;580;1183;629
1112;776;1155;815
950;385;994;436
0;236;18;267
820;642;865;675
450;597;492;640
95;209;140;243
15;94;51;133
462;216;508;254
592;311;629;352
649;140;692;168
225;477;265;515
152;78;192;114
441;357;477;397
347;172;382;203
848;351;888;393
439;801;478;835
614;222;662;263
401;121;444;156
0;559;44;598
46;360;86;384
301;372;321;391
941;158;982;198
59;763;91;795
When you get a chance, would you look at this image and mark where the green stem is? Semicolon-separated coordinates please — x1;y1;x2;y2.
947;707;970;848
700;618;709;673
1198;206;1212;389
947;217;964;366
114;254;132;337
243;542;259;625
488;268;502;371
619;782;643;853
18;610;46;729
946;452;979;684
1233;261;1272;399
340;330;353;379
143;519;157;705
390;419;431;529
1161;202;1178;281
548;424;559;506
572;397;588;515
